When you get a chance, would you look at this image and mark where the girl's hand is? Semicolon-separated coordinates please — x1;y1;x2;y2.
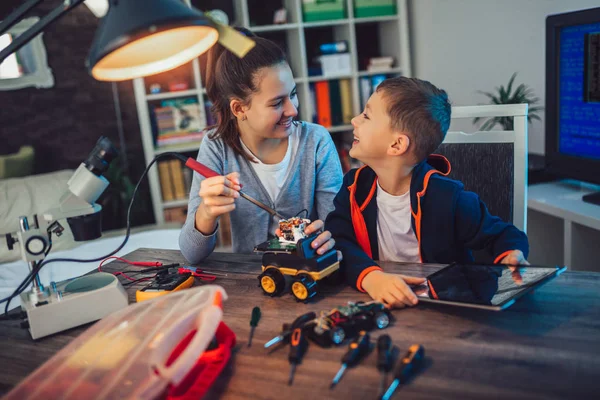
195;172;241;234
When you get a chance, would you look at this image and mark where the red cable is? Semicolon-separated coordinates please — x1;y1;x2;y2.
97;256;164;284
98;256;163;273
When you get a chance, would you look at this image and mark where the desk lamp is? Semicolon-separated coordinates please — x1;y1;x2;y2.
0;0;255;80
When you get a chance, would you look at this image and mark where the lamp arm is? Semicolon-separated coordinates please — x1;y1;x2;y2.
0;0;43;36
0;0;86;64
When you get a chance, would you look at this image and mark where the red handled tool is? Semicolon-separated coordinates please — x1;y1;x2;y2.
177;267;218;281
182;157;286;220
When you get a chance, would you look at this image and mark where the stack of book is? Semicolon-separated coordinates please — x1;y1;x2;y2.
153;97;205;147
309;79;353;128
366;56;394;72
157;159;194;202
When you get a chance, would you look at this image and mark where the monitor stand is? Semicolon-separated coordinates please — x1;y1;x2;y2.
582;191;600;206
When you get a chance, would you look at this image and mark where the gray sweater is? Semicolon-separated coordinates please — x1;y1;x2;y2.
179;122;343;264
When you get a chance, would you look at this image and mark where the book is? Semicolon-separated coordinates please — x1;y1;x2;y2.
371;74;386;91
315;81;332;127
168;159;187;200
360;77;372;110
328;80;342;126
158;161;174;202
339;79;353;124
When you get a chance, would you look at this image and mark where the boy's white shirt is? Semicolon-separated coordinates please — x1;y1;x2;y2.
240;126;300;235
376;181;421;263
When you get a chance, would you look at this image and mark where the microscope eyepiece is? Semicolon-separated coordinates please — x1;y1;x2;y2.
84;137;118;176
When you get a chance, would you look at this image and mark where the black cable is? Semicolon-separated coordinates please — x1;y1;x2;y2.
0;152;187;315
294;209;309;218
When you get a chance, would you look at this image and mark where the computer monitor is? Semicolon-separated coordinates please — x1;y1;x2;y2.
545;7;600;205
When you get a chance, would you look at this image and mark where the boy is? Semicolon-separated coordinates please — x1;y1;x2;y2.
325;77;529;308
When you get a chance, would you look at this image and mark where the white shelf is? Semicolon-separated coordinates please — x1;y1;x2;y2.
134;0;412;225
250;23;299;32
163;199;189;209
358;67;402;77
153;141;203;155
145;89;200;101
528;181;600;272
328;124;353;133
303;19;350;28
307;74;354;82
352;15;398;24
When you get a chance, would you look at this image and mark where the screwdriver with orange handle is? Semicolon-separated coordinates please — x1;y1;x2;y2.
287;327;308;385
381;344;425;400
330;331;371;389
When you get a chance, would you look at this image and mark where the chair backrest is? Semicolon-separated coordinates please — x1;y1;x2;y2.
435;104;528;233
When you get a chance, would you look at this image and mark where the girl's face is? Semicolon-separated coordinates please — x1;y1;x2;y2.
238;63;298;139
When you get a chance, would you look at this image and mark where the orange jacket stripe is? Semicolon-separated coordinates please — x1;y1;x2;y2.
414;169;442;262
427;279;439;300
494;250;514;264
357;266;383;292
349;166;373;258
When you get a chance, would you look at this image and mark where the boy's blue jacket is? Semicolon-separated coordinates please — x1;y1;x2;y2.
325;155;529;291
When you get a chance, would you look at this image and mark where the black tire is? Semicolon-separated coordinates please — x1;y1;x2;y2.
329;326;346;345
290;274;318;302
258;268;286;297
373;311;390;329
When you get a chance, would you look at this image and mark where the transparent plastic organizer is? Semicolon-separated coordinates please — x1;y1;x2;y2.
5;285;227;400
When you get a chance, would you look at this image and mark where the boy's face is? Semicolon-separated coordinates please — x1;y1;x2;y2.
350;90;406;164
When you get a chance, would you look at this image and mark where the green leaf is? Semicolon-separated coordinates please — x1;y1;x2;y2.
480;119;498;131
506;72;517;97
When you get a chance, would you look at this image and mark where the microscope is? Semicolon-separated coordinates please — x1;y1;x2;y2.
3;137;129;339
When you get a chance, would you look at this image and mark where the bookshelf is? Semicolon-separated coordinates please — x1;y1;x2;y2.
133;0;412;225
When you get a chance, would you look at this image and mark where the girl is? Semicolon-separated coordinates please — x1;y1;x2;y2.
179;30;343;263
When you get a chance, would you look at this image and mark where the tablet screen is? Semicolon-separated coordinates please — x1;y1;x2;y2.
411;264;565;307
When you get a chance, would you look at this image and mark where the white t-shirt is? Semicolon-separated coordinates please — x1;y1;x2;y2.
376;181;421;262
240;126;300;235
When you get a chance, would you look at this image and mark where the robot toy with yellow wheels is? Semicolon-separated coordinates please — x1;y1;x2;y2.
254;219;339;302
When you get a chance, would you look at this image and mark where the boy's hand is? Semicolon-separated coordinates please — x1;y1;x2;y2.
499;250;529;285
305;219;335;255
361;270;425;309
499;250;529;266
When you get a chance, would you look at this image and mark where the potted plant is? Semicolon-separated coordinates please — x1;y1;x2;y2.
473;73;542;130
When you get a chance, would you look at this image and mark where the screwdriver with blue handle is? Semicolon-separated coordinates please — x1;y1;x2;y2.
381;344;425;400
330;331;371;389
377;335;394;395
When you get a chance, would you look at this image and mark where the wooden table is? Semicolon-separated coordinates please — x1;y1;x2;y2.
1;249;600;399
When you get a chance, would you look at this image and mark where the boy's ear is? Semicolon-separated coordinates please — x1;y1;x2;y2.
388;133;411;157
230;98;248;120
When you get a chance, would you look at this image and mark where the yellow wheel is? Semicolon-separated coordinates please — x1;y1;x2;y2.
258;268;285;297
261;276;277;294
290;274;317;302
292;281;308;300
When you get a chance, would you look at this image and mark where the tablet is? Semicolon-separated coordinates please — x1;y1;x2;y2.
409;263;567;311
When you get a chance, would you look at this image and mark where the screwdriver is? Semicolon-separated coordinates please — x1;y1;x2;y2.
288;327;308;385
264;311;316;348
330;331;371;389
182;157;286;219
248;306;261;347
377;335;394;395
381;344;425;400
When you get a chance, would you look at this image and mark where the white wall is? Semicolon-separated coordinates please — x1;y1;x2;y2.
409;0;600;155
